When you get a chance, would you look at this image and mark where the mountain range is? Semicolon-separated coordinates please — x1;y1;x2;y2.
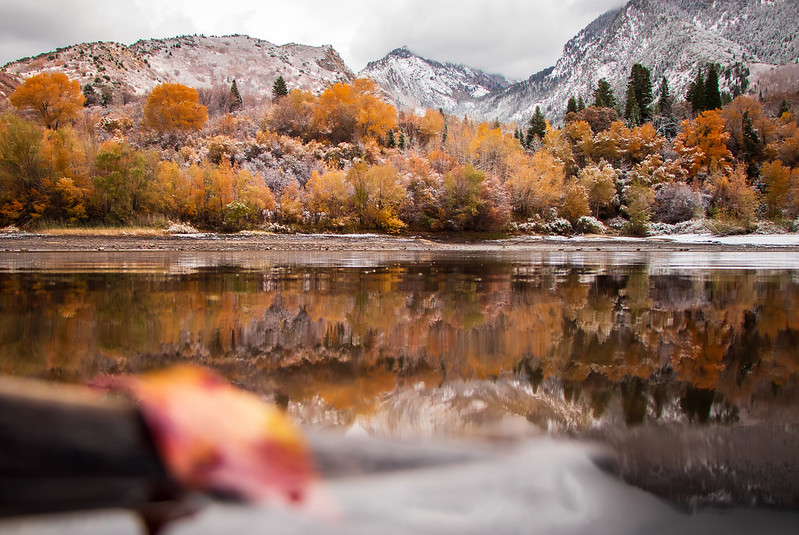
2;0;797;126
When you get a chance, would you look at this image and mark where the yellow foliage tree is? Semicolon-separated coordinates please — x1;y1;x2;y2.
674;110;733;180
506;151;565;218
9;72;85;129
760;160;791;218
347;163;406;231
468;124;519;181
578;161;618;217
708;165;759;225
305;169;352;224
418;109;445;147
560;182;589;225
142;83;208;134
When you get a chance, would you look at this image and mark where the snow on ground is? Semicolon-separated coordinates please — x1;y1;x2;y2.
656;233;799;247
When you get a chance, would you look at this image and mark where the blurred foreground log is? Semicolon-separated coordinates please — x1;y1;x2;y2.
0;376;179;517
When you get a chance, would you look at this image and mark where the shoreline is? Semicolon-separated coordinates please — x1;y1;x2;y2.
2;232;799;254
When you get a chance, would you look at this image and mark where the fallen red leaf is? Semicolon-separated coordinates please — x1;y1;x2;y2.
97;366;316;506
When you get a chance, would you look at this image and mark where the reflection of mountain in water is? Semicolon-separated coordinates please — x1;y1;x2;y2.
1;262;798;434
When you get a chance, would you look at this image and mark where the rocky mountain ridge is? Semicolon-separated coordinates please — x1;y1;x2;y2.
2;0;797;124
358;47;511;114
474;0;799;125
2;34;354;103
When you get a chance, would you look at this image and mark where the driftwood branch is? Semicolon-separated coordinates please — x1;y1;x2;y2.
0;376;184;524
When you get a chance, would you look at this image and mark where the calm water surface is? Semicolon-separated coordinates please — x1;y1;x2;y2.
1;249;798;437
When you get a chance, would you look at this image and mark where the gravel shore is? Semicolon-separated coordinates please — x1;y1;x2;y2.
2;232;799;254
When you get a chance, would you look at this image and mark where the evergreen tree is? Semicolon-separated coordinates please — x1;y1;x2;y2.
272;76;288;101
229;79;243;112
625;86;642;127
741;110;761;162
567;96;578;115
442;122;448;144
656;76;672;116
687;68;706;115
594;79;617;109
779;99;791;118
626;63;653;122
386;129;396;148
704;64;722;111
526;106;547;144
398;131;406;150
577;96;585;111
82;83;100;107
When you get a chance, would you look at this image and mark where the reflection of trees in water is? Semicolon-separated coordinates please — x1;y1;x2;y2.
1;264;798;427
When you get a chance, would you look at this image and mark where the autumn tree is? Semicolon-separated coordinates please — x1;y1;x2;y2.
674;110;733;180
347;163;406;232
624;182;655;235
506;150;565;218
40;126;94;222
469;124;518;180
560;182;589;226
266;89;316;139
418;109;445;147
142;83;208;134
312;79;396;144
9;72;85;129
708;165;759;225
0;114;45;224
440;165;486;231
760;160;792;218
305;168;353;226
93;141;157;223
579;161;617;218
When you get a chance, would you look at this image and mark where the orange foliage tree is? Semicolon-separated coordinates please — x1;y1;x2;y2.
311;79;396;145
142;83;208;134
9;72;85;129
674;110;733;180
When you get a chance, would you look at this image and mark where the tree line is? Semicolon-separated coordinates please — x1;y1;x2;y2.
1;67;798;234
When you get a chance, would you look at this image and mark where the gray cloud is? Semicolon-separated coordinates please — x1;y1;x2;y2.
0;0;627;79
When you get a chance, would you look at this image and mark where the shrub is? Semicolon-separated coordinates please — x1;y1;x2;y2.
575;216;606;234
653;183;701;224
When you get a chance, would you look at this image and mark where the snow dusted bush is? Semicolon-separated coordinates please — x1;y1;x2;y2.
547;218;573;236
575;216;606;234
165;222;200;234
653;182;701;224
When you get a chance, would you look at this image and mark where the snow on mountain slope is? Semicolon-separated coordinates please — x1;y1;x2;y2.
359;47;510;114
2;35;354;100
130;35;354;96
476;0;799;126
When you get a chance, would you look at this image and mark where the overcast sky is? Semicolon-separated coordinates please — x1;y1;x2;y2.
0;0;627;80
